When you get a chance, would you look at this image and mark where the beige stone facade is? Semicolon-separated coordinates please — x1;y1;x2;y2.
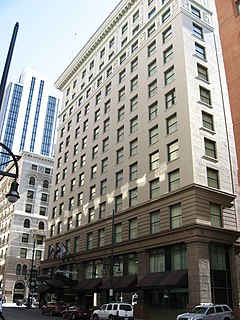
0;152;53;302
40;0;240;318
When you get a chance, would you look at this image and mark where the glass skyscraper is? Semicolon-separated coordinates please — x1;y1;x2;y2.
0;67;62;168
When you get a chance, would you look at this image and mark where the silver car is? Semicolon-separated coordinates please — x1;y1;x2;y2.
176;303;233;320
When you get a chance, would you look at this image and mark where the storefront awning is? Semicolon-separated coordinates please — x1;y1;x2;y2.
137;270;188;289
37;283;50;293
159;269;188;287
100;275;137;290
136;272;167;289
75;278;102;291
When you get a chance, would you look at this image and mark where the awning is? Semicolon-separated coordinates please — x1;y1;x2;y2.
159;270;188;287
75;278;102;291
136;272;166;289
38;274;78;289
44;279;65;288
137;270;188;289
100;275;137;290
37;283;50;293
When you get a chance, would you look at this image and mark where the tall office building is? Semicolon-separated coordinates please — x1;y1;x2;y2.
0;67;61;167
0;151;54;303
214;0;240;189
40;0;240;319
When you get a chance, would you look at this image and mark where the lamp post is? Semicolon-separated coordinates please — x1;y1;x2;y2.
26;234;37;309
109;209;115;302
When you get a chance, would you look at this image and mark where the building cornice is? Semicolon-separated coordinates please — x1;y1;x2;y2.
55;0;137;90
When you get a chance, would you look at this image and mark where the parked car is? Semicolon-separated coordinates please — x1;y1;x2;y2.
93;302;134;320
62;306;91;320
41;301;67;316
176;303;233;320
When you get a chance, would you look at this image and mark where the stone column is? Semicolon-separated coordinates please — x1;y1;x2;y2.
187;241;211;309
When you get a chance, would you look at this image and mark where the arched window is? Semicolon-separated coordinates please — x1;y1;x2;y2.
38;221;44;230
23;219;30;228
43;180;49;189
29;176;35;186
22;264;27;275
16;264;21;275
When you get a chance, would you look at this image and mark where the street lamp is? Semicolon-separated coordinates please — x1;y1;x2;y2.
5;179;20;203
26;233;37;309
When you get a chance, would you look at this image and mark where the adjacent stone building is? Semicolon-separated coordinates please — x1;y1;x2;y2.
0;151;53;302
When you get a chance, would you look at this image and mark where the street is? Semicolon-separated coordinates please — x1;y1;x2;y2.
2;304;60;320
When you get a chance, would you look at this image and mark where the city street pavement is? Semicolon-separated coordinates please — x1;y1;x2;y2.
2;303;60;320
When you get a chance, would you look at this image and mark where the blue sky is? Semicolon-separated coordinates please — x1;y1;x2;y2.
0;0;120;84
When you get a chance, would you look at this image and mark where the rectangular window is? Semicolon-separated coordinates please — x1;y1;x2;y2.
162;8;170;22
149;125;158;145
79;173;84;186
191;5;201;18
133;10;139;22
118;87;125;102
168;140;179;161
117;126;124;142
88;207;94;222
25;204;32;213
102;137;109;152
130;138;138;156
74;236;80;253
87;232;93;250
118;106;125;121
100;179;107;195
129;218;138;240
130;76;138;91
207;167;219;188
93;127;99;140
101;157;108;173
129;162;138;180
116;170;123;188
150;248;165;272
162;25;172;43
120;52;126;64
99;202;106;218
164;66;175;85
195;43;206;60
131;57;138;72
80;154;86;167
20;248;27;258
131;40;138;53
148;80;157;97
165;88;176;108
200;86;211;105
102;118;109;133
150;210;160;234
204;138;217;158
69;197;74;210
105;82;111;96
148;59;157;77
148;23;155;37
92;145;98;159
119;69;126;83
129;187;138;207
115;194;123;212
76;212;82;227
150;151;159;170
116;147;124;164
166;113;177;134
150;178;160;199
168;169;180;191
98;228;105;248
170;203;182;228
163;45;173;63
210;203;222;227
114;223;122;243
122;22;128;35
148;7;156;19
130;116;138;133
91;165;97;179
202;111;214;131
130;95;138;112
77;193;83;207
193;23;204;39
148;40;156;57
67;216;73;230
197;63;208;81
237;1;240;15
22;233;29;243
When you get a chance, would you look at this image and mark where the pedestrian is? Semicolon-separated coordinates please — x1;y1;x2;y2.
0;297;5;320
